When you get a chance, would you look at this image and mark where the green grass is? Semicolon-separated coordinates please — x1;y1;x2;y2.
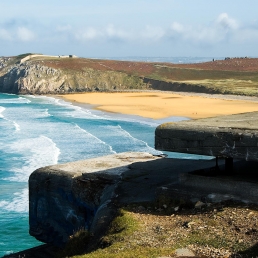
74;247;175;258
16;53;42;60
16;53;35;58
56;204;258;258
56;229;91;258
58;209;175;258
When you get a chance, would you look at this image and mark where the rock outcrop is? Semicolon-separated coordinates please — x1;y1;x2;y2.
0;56;148;94
0;63;65;94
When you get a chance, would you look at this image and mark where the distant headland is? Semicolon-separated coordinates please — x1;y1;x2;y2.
1;53;258;96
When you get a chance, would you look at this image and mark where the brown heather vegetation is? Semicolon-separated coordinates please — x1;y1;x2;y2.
37;57;258;96
2;55;258;96
42;57;258;74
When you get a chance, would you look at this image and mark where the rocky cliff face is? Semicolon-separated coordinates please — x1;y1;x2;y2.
0;63;64;94
0;56;148;94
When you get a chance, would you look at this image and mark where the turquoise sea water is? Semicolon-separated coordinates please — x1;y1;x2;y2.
0;91;211;256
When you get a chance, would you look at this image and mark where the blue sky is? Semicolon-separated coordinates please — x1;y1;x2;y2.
1;0;258;58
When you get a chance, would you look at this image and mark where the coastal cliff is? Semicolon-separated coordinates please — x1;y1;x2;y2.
0;55;147;94
1;54;258;95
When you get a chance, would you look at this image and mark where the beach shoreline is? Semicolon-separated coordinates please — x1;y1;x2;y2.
54;94;188;127
57;91;258;120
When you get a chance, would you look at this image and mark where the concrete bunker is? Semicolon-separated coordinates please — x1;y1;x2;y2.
28;111;258;247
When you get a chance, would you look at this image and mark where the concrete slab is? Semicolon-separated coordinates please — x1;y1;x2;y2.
29;152;159;246
29;152;219;246
155;111;258;161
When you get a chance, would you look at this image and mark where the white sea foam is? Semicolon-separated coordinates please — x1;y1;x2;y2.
0;106;20;131
64;105;101;120
6;135;60;182
53;97;106;120
31;108;52;118
74;123;116;154
0;189;28;213
4;118;21;131
18;96;31;104
0;97;30;104
13;121;20;131
0;106;5;118
107;125;162;154
43;109;52;117
32;95;57;102
25;94;36;98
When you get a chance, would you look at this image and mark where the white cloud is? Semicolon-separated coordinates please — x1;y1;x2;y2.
75;27;101;41
167;13;246;46
216;13;238;30
234;27;258;42
0;28;12;40
56;25;72;32
171;22;184;33
17;27;35;41
141;25;165;40
105;24;131;40
2;12;258;56
75;24;131;42
3;12;255;49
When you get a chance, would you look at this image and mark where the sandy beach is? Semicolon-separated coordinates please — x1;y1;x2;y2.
60;92;258;119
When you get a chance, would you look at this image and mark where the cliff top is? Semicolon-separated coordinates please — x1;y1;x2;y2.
3;54;258;77
1;54;258;96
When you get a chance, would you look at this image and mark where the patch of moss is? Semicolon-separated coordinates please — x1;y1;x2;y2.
56;229;91;258
71;209;175;258
74;247;175;258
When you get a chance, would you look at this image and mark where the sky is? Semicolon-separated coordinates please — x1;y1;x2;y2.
0;0;258;58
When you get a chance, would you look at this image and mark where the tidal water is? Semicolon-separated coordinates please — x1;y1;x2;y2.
0;56;215;256
0;93;179;255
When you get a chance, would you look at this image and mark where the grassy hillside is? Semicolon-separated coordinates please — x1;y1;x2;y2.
39;56;258;96
1;55;258;95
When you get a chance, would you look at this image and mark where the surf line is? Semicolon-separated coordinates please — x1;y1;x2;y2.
73;123;116;154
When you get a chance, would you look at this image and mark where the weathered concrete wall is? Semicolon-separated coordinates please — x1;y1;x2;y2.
155;111;258;161
180;172;258;204
29;150;258;248
29;152;160;246
29;152;220;246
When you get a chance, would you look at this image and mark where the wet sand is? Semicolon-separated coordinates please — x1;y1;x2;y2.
59;92;258;119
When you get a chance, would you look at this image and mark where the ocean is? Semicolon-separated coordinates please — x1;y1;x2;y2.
0;57;214;256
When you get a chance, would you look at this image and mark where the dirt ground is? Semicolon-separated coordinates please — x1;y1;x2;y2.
125;201;258;258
